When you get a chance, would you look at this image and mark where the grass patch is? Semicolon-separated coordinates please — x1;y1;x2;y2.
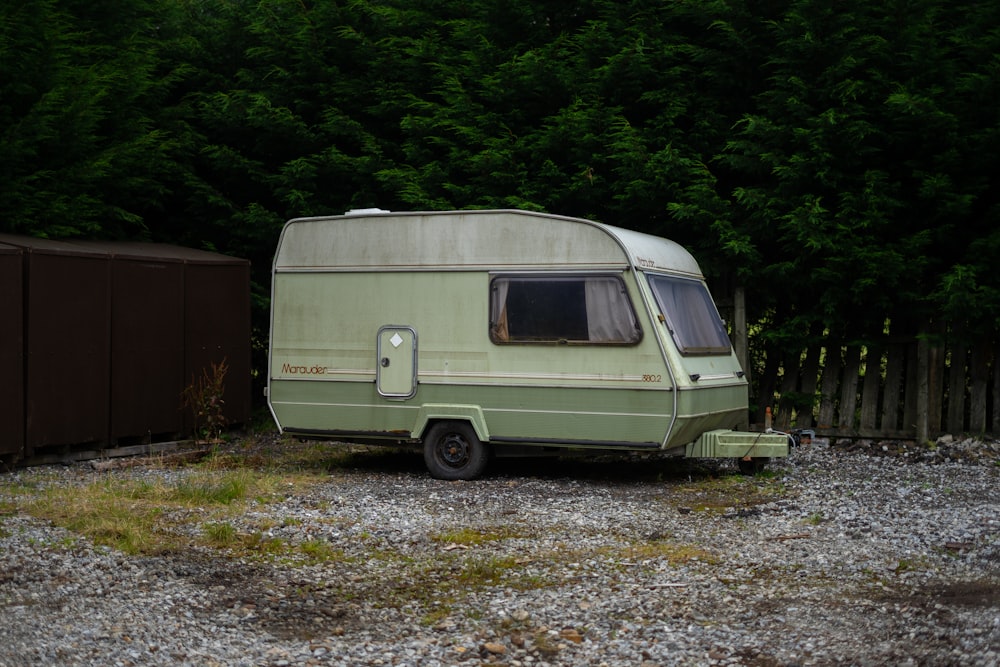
805;511;825;525
430;526;530;545
203;521;239;546
611;540;718;566
299;539;346;565
457;554;523;585
364;549;559;625
15;468;323;556
171;470;254;505
22;478;178;555
668;470;790;513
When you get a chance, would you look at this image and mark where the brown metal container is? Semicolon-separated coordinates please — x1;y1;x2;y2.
182;253;252;432
0;242;25;460
0;235;251;460
0;236;113;454
92;243;251;438
104;245;186;442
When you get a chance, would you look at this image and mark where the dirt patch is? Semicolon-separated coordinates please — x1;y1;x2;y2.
168;553;370;641
927;580;1000;608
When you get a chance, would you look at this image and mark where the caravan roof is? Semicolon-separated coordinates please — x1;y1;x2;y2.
274;209;703;277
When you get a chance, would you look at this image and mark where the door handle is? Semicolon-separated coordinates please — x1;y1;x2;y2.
380;357;390;367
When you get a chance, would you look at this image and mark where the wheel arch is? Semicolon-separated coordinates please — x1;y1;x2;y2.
412;404;490;443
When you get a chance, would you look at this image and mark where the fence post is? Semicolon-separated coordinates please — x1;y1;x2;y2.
970;340;989;434
928;326;945;434
817;345;841;429
903;339;918;436
797;344;821;428
839;346;861;431
916;334;929;443
776;349;800;430
881;342;906;433
860;345;883;431
946;342;968;434
733;286;749;384
993;338;1000;435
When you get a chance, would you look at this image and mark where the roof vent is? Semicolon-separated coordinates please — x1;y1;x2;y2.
344;208;390;215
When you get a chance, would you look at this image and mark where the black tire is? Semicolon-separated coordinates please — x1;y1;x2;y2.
737;457;770;476
422;421;489;480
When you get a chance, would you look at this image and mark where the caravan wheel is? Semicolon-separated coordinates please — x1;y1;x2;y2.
423;421;489;480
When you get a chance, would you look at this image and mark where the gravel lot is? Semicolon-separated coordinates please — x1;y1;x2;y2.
1;435;998;667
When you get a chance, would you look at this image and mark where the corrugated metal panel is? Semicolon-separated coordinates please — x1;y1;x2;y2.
184;260;252;431
0;235;251;459
109;253;185;441
69;241;251;439
8;238;113;453
0;243;24;459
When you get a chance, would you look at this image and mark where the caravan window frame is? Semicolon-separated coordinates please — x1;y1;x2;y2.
645;272;732;356
488;273;643;345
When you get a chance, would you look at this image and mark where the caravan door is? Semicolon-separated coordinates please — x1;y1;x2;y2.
376;325;417;399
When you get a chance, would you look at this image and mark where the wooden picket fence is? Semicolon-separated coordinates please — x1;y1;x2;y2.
745;329;999;441
720;289;998;441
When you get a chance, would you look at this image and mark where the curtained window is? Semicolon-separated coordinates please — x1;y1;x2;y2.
646;274;731;355
490;275;641;344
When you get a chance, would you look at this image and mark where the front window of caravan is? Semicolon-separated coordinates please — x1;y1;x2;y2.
490;275;641;344
646;274;731;355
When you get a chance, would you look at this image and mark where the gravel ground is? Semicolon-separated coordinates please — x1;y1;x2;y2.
1;435;998;667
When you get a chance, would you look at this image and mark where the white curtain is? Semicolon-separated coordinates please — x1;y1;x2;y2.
491;276;639;344
490;280;510;341
585;277;636;342
651;276;730;353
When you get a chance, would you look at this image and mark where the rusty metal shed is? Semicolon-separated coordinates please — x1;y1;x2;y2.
0;242;24;460
0;235;250;461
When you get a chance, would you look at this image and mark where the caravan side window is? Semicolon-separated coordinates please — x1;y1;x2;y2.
489;275;642;344
646;273;732;355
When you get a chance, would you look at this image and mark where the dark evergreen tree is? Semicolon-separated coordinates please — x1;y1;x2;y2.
0;0;180;239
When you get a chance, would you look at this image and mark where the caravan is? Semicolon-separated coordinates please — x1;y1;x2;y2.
266;209;788;479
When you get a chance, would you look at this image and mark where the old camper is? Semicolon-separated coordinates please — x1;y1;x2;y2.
266;209;788;479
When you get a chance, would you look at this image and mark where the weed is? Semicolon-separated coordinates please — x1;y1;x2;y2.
299;539;345;564
203;521;238;546
458;555;521;585
244;531;287;556
181;358;229;443
421;606;454;627
805;512;824;525
172;471;251;505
